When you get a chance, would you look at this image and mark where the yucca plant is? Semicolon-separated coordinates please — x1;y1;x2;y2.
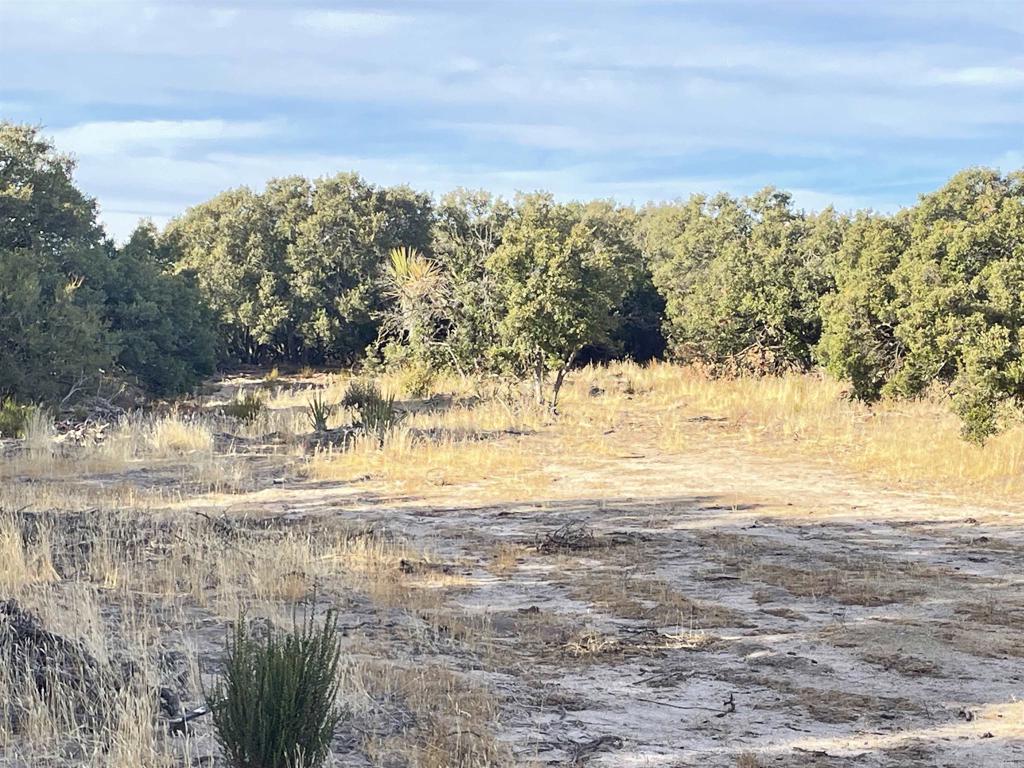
306;393;333;433
386;246;442;307
359;391;403;438
208;610;344;768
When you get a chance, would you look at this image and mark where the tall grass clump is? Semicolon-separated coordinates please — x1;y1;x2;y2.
147;414;214;456
208;610;344;768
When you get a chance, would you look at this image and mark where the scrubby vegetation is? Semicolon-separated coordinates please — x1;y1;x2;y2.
5;121;1024;440
209;610;344;768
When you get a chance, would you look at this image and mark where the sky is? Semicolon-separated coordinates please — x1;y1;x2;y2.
2;0;1024;241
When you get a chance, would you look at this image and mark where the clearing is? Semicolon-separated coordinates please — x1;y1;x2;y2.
1;365;1022;767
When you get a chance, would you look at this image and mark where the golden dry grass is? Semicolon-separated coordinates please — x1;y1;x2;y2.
0;515;59;591
308;428;551;500
555;362;1024;502
292;360;1024;504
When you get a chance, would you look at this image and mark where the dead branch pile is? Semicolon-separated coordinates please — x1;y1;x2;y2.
0;599;116;730
534;523;645;554
536;523;600;553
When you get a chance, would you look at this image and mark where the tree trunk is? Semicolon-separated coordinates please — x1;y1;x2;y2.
533;352;546;405
549;348;579;413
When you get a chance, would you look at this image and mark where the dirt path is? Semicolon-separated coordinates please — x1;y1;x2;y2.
235;428;1024;767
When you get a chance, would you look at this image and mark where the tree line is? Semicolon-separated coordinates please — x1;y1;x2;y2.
3;122;1023;440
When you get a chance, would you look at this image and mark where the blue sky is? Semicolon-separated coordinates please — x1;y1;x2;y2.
2;0;1024;240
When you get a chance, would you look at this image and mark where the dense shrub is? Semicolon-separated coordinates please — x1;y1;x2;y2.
340;380;380;411
106;223;218;395
642;189;845;374
341;380;401;436
208;611;344;768
0;398;35;438
0;122;216;403
0;123;118;402
487;195;639;406
11;121;1024;442
820;169;1024;441
222;391;265;423
165;175;433;365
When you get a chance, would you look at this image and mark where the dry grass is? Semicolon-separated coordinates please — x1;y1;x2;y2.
345;660;511;768
44;360;1017;507
568;363;1024;500
735;752;767;768
562;567;745;628
308;427;551;501
0;514;59;591
0;584;188;767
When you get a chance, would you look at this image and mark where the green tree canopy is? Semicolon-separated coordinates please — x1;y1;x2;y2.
0;122;115;401
821;168;1024;440
106;223;218;395
643;189;845;374
1;122;216;403
166;174;432;364
487;194;637;407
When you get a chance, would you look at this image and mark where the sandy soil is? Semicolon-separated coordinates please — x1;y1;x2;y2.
198;420;1024;767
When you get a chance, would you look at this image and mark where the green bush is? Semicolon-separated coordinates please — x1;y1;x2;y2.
341;381;402;437
395;363;436;399
643;189;844;374
0;124;217;404
339;380;378;411
0;398;35;438
819;169;1024;442
208;610;344;768
222;391;265;423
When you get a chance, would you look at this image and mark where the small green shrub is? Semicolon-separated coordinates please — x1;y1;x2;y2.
396;363;435;399
340;380;378;411
0;398;36;438
208;610;344;768
340;381;402;437
222;391;265;423
306;393;333;432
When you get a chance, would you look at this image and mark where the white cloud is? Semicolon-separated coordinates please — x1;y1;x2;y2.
787;187;902;215
51;119;280;157
291;10;408;36
994;150;1024;171
932;66;1024;87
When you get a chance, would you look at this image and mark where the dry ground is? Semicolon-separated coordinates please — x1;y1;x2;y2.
1;364;1023;767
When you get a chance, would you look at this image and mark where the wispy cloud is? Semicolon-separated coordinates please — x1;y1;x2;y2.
291;10;409;35
3;0;1023;240
932;66;1024;87
51;119;281;157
